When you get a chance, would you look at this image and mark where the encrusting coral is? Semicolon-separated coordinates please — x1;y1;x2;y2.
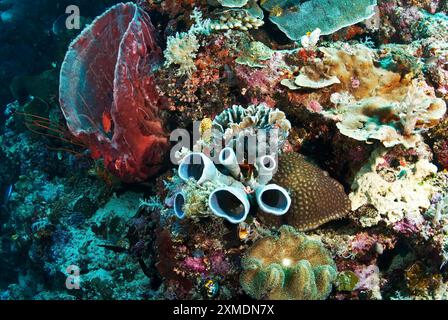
235;41;274;68
240;225;337;300
261;152;351;231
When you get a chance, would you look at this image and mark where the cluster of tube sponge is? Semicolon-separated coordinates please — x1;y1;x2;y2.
173;149;291;224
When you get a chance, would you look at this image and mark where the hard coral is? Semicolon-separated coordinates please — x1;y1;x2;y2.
59;2;169;182
207;103;291;157
240;225;337;300
261;152;351;231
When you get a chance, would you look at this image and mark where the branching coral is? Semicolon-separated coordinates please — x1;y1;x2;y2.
240;225;337;300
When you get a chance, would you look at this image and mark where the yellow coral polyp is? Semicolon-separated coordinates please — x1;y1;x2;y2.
199;117;212;134
270;6;283;17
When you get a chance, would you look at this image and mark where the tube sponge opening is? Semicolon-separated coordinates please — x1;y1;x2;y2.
209;186;250;223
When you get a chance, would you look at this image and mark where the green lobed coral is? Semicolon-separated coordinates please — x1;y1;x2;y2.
240;225;337;300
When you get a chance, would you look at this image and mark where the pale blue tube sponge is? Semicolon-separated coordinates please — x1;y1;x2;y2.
260;0;377;40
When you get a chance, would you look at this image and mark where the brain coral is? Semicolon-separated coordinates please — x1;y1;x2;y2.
261;152;351;231
240;225;337;300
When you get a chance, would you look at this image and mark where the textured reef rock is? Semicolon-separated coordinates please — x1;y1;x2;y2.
240;225;337;300
59;2;169;182
281;44;447;149
153;218;241;299
319;45;446;148
350;146;439;227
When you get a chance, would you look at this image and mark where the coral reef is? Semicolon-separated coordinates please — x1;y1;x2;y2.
2;0;448;302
